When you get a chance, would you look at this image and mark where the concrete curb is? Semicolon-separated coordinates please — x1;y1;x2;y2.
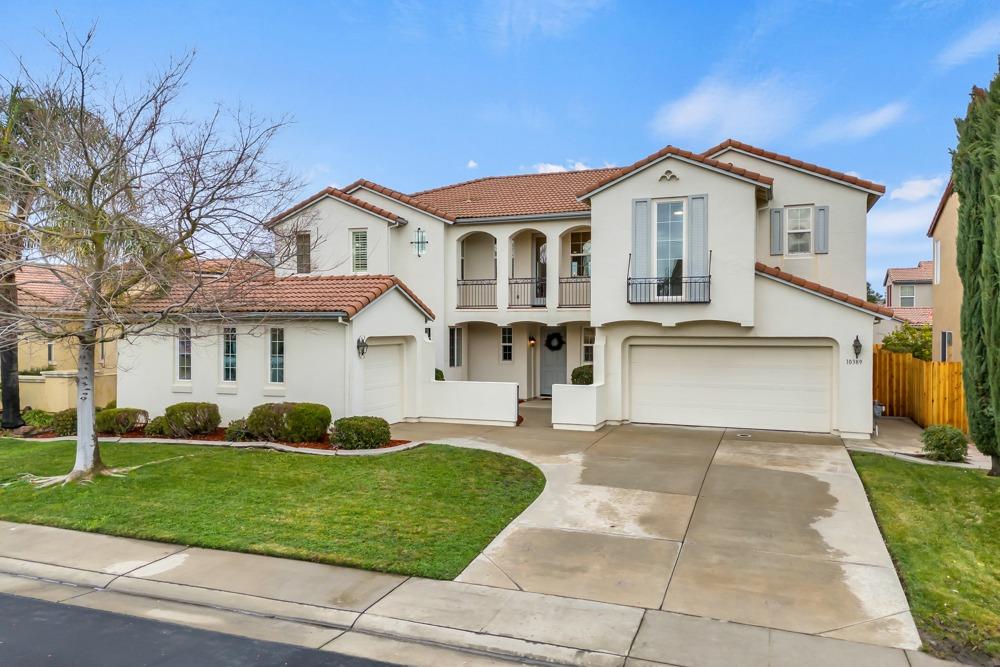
846;445;986;469
4;436;425;457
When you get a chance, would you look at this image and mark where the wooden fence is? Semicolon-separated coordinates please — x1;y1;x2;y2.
872;345;968;432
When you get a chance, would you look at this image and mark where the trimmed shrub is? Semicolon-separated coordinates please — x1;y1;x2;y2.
571;364;593;385
921;424;968;462
51;409;77;437
435;368;445;381
104;400;117;410
286;403;332;443
246;403;294;441
145;416;171;438
95;408;150;436
163;402;221;437
225;418;254;442
333;416;391;450
22;409;54;430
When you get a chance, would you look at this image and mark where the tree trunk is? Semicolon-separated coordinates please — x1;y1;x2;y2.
0;265;22;428
71;340;103;475
991;454;999;477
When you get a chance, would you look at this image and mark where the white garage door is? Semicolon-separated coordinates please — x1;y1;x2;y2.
362;344;404;424
628;344;832;432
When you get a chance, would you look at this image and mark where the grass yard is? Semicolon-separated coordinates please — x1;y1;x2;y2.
851;453;999;664
0;439;545;579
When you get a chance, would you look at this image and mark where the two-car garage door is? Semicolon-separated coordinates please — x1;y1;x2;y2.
628;344;832;433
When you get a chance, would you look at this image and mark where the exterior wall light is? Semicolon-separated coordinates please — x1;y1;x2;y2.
852;335;863;359
357;337;369;358
528;336;537;347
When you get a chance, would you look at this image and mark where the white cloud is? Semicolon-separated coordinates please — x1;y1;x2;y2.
890;175;947;202
529;159;601;173
935;17;1000;69
466;159;479;169
810;102;907;144
488;0;607;47
650;74;812;144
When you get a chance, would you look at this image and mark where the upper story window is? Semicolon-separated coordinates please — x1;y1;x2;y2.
449;327;463;367
352;230;368;273
177;326;192;381
933;241;941;284
786;207;813;255
412;228;428;257
500;327;513;362
900;284;916;307
269;327;285;383
582;327;595;363
295;232;311;274
569;231;591;277
654;199;685;297
222;327;237;382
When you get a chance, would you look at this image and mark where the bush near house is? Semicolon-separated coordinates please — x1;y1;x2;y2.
21;409;54;430
18;365;55;376
51;409;77;437
334;416;391;450
571;364;593;385
435;368;445;381
224;418;253;442
882;323;932;361
246;402;332;442
921;425;968;462
144;416;170;438
162;402;221;437
95;408;149;436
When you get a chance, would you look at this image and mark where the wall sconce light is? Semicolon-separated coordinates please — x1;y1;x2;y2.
852;335;863;359
528;336;537;347
357;336;369;358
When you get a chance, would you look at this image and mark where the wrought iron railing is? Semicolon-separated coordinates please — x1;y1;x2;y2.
559;277;590;307
508;277;546;308
457;279;497;308
626;276;711;304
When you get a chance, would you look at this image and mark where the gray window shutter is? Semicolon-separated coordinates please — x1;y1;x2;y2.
769;208;783;256
688;195;708;277
631;199;651;302
814;206;829;254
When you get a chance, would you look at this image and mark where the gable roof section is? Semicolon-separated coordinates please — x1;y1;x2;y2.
409;168;618;219
702;139;885;208
577;145;773;200
884;261;934;286
892;307;933;326
755;262;895;318
15;265;80;310
343;178;457;222
267;187;406;228
926;180;955;237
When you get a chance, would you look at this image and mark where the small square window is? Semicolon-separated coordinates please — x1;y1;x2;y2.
900;285;916;307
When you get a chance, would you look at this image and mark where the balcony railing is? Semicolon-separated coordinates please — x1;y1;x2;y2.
559;277;591;307
457;279;497;308
509;277;546;308
626;276;711;304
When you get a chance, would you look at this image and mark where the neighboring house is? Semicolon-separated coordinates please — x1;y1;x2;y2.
928;181;961;361
881;260;934;334
119;138;892;437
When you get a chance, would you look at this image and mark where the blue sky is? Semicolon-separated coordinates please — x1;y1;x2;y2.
4;1;1000;291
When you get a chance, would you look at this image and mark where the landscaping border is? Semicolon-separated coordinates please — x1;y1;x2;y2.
4;436;425;457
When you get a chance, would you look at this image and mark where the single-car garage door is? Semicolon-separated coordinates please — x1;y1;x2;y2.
628;344;832;432
362;344;404;424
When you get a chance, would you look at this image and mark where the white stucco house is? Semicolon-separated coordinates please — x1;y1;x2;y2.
118;139;895;438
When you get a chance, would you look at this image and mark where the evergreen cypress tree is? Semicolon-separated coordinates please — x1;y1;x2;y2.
954;79;1000;476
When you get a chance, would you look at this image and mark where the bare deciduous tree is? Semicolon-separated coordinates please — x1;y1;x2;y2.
0;27;300;485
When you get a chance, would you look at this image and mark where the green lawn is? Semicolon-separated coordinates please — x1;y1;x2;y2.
851;453;999;664
0;439;544;579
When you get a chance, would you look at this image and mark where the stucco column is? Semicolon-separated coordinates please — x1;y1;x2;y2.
496;231;510;311
546;231;560;313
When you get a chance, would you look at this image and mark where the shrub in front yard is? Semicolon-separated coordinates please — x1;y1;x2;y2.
163;402;221;437
51;409;77;437
333;416;391;450
571;364;593;385
224;418;254;442
435;368;445;381
246;403;294;441
104;399;117;410
921;424;968;462
22;409;54;430
145;416;171;438
95;408;150;436
286;404;332;442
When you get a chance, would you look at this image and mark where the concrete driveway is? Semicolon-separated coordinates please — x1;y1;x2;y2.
391;401;920;650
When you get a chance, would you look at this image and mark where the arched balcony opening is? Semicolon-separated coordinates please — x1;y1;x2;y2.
456;231;497;309
507;228;547;309
558;225;591;308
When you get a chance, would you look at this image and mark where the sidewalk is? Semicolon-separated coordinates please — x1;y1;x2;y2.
0;521;959;667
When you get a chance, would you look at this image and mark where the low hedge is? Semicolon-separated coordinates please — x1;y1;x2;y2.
921;424;968;462
333;416;391;450
162;402;221;437
52;409;77;437
224;418;254;442
246;402;332;442
95;407;149;436
571;364;593;385
145;416;171;438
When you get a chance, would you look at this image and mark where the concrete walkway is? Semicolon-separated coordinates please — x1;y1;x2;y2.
845;417;994;470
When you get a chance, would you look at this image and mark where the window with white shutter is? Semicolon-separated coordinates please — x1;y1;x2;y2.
351;230;368;273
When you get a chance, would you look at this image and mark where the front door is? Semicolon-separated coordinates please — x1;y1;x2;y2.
539;326;566;396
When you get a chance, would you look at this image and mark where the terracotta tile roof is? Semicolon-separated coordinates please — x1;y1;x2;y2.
755;262;895;318
702;139;886;200
885;261;934;285
410;168;618;219
343;179;457;222
892;307;933;326
13;265;80;310
267;187;405;227
577;146;773;200
926;180;955;237
136;271;434;320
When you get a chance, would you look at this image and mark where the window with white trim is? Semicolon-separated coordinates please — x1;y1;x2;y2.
933;241;941;284
177;326;192;381
582;327;595;363
351;230;368;273
900;284;915;307
786;206;812;255
569;231;591;277
449;327;463;368
269;327;285;383
222;327;237;382
296;232;311;273
500;327;513;362
46;340;54;365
